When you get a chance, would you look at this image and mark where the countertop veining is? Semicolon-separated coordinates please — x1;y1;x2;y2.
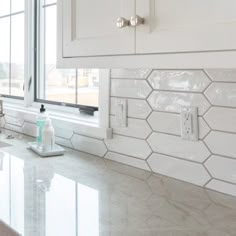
0;131;236;236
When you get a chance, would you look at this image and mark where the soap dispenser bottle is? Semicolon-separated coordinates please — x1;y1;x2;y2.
36;104;48;144
42;118;55;150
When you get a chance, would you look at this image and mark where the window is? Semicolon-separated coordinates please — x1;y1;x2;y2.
36;0;99;108
0;0;110;138
0;0;25;97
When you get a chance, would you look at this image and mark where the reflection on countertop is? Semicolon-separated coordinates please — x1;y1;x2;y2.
0;132;236;236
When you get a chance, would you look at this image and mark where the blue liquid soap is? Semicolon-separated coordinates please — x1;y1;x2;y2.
36;105;48;144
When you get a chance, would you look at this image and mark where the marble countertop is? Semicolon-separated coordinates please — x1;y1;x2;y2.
0;131;236;236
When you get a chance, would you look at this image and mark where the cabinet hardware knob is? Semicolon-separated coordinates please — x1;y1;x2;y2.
130;15;144;27
116;17;130;28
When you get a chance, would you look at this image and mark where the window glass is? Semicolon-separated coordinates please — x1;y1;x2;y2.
45;0;56;5
0;17;10;95
77;69;99;107
11;0;24;13
0;1;24;98
11;13;24;97
0;0;10;17
37;1;99;108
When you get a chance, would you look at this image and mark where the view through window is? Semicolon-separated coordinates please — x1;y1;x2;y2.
37;0;99;108
0;0;25;97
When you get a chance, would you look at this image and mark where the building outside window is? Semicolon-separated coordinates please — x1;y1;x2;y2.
0;0;25;97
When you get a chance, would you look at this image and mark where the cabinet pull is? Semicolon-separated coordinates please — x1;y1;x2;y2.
116;17;130;28
130;15;145;27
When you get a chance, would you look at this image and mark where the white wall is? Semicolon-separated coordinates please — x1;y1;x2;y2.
1;69;236;197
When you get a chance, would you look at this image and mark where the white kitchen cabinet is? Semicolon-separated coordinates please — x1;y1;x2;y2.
136;0;236;54
57;0;236;68
60;0;135;57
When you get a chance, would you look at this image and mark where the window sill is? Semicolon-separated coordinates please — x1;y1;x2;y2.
3;101;112;139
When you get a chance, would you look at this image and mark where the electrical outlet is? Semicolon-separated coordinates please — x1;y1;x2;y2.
181;106;199;141
115;98;127;127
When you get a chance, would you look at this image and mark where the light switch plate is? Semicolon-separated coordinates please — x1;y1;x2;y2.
181;106;199;141
115;98;127;127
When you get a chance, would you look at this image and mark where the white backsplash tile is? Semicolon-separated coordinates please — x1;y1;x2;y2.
205;155;236;184
71;134;107;157
0;117;6;128
54;126;74;139
148;112;180;135
110;116;152;139
148;70;210;92
110;98;152;119
111;79;152;98
204;107;236;133
105;152;150;171
205;83;236;107
111;69;151;79
3;68;236;197
148;91;210;115
105;135;152;160
205;131;236;159
147;133;210;163
22;122;37;137
4;115;24;127
55;136;73;148
4;123;23;134
205;69;236;82
147;153;211;186
148;112;210;139
206;179;236;197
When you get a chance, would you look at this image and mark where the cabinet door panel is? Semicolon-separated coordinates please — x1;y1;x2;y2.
136;0;236;54
63;0;135;57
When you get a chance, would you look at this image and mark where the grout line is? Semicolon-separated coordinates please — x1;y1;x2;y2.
202;138;213;157
151;88;209;94
212;177;236;186
150;150;206;165
72;132;104;140
104;149;149;162
206;152;236;162
203;69;213;82
203;177;213;187
205;128;236;136
110;96;149;101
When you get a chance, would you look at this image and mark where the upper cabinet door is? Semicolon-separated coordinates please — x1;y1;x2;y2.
61;0;135;57
136;0;236;54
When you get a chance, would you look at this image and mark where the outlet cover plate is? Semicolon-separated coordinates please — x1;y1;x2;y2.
181;106;199;141
115;98;127;127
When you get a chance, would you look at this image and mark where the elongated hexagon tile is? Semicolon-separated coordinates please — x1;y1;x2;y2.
204;107;236;133
55;136;73;148
147;133;210;163
111;69;151;79
206;179;236;197
205;69;236;82
105;152;150;171
110;98;151;119
71;134;107;157
204;131;236;159
4;115;24;127
147;153;211;186
148;70;211;92
205;83;236;107
147;112;210;139
0;117;6;128
5;124;23;134
110;116;152;139
54;126;74;139
105;134;152;160
22;122;37;137
147;91;210;115
205;155;236;184
111;79;152;99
